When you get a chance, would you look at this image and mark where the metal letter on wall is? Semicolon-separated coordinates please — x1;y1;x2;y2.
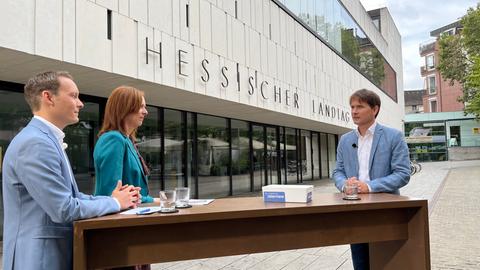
145;37;162;68
178;49;189;77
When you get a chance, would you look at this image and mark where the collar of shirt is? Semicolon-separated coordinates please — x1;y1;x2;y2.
34;115;65;145
355;121;377;138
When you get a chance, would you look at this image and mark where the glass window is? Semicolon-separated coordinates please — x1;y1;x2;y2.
312;132;320;180
341;8;360;65
282;0;398;102
279;127;287;183
252;125;265;190
186;112;196;196
327;134;337;177
136;106;162;196
315;0;327;39
306;0;316;30
231;120;251;195
64;101;100;194
164;109;184;190
285;128;298;184
426;54;435;69
428;76;436;94
320;133;329;178
197;114;229;198
0;89;32;238
300;130;312;181
266;126;279;185
284;0;300;16
405;122;447;161
324;0;335;43
430;100;437;112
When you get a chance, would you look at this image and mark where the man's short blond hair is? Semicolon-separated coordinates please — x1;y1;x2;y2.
24;71;73;112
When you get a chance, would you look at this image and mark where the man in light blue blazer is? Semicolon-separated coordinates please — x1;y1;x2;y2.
2;71;140;270
333;89;410;270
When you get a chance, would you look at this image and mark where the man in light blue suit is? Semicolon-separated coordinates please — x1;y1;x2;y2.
2;71;140;270
333;89;410;270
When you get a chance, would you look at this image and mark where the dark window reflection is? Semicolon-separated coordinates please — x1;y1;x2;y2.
164;109;184;190
197;114;229;198
312;132;320;180
231;120;250;195
285;127;297;184
136;106;162;196
404;122;447;161
300;130;312;181
282;0;398;101
320;133;329;178
187;112;196;195
0;90;31;238
252;125;265;191
328;134;337;177
266;126;279;185
64;102;99;194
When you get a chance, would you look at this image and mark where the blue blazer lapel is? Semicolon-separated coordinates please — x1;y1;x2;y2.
369;124;384;172
352;135;359;177
30;118;79;193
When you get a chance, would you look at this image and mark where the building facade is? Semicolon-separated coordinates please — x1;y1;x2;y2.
404;89;424;114
405;112;480;162
419;21;464;113
0;0;404;234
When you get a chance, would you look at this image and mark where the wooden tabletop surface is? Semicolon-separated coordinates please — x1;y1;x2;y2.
74;193;427;230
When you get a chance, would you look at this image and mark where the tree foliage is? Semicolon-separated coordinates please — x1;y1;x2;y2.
438;3;480;118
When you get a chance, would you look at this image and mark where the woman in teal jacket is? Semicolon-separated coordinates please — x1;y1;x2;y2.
94;86;157;204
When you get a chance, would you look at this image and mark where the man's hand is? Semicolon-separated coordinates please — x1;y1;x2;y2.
111;181;141;209
356;181;369;193
345;177;369;193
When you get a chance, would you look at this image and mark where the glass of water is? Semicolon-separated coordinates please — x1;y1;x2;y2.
343;183;359;200
159;190;176;212
175;187;190;208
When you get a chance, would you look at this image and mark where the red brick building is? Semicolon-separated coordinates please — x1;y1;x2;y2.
419;21;464;113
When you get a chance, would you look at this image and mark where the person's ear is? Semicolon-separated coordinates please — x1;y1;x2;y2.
41;90;55;106
373;105;380;117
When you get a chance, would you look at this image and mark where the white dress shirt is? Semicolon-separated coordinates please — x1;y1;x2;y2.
355;122;377;191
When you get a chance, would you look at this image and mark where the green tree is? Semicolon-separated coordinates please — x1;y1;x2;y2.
438;4;480;118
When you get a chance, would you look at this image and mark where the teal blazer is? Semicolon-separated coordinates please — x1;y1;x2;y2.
94;131;154;203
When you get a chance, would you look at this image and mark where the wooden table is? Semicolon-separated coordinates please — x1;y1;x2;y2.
73;193;430;270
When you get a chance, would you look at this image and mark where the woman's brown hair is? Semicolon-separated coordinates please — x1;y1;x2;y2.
99;86;144;140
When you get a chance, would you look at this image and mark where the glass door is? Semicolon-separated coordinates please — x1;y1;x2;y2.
266;126;279;185
251;125;265;191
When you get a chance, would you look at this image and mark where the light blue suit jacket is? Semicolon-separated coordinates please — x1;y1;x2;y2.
332;123;410;194
2;118;119;270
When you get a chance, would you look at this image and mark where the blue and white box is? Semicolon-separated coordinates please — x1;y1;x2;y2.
262;185;313;203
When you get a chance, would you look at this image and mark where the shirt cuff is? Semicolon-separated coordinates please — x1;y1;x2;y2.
366;183;372;192
112;197;121;211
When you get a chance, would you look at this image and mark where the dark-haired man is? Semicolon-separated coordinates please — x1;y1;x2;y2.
2;71;140;270
332;89;410;270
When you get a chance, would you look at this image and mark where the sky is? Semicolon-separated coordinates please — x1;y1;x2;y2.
359;0;479;90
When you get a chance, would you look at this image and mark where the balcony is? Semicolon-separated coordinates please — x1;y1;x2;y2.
419;40;436;55
420;66;435;76
420;66;427;76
